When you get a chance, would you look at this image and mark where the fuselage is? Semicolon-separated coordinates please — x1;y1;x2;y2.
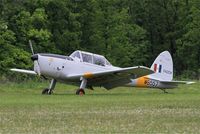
34;53;177;89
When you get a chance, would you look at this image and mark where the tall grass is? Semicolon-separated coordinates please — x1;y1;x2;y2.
0;81;200;133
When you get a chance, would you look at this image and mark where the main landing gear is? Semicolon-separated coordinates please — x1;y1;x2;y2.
41;77;88;95
76;77;87;96
42;79;57;95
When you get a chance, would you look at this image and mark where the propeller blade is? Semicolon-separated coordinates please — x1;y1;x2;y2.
29;40;34;55
34;60;41;76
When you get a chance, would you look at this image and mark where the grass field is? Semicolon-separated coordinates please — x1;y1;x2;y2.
0;81;200;134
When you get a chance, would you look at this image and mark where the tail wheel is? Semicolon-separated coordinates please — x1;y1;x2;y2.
76;89;85;95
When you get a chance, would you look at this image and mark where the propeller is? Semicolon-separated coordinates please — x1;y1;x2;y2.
29;40;41;76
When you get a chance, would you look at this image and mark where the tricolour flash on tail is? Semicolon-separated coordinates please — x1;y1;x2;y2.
150;51;173;81
153;64;162;73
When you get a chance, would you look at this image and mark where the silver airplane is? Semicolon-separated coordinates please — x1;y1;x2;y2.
11;41;154;95
126;51;195;93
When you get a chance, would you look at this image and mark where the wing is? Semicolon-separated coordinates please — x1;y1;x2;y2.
10;68;37;75
68;66;154;89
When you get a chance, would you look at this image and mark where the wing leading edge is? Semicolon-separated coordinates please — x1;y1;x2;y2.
68;66;154;79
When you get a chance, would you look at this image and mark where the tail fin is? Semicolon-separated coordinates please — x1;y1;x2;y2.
150;51;173;81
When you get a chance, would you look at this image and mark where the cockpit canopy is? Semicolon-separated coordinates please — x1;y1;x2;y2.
70;50;112;66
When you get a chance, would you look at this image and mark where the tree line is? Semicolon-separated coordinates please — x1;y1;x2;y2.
0;0;199;80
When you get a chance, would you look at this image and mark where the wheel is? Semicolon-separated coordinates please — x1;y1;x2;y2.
42;88;52;95
76;89;85;95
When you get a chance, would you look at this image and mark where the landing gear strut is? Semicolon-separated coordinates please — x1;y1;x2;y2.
42;79;57;95
76;77;87;95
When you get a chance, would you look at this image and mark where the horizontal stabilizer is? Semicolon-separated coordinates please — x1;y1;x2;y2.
161;80;195;85
10;68;37;75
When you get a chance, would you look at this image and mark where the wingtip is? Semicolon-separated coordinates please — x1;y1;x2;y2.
186;81;196;85
10;68;17;71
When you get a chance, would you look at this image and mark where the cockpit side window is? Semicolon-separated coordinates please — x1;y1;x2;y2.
66;56;73;61
71;51;81;59
82;53;93;63
93;55;105;66
105;60;111;66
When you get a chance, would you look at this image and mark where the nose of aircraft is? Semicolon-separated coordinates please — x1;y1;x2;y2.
31;54;38;61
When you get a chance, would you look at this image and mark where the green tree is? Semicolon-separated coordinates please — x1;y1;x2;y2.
0;21;31;76
78;0;149;67
28;7;54;53
45;0;81;54
10;11;31;49
176;5;200;78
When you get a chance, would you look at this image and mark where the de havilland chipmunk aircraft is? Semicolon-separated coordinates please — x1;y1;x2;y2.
10;41;154;95
126;51;195;93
